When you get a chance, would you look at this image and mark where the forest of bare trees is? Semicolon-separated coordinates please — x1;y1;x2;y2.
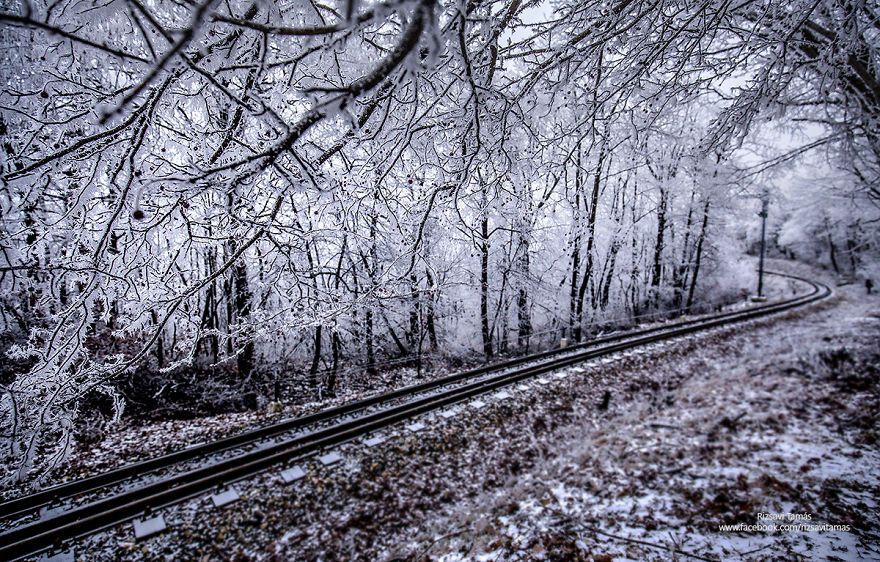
1;0;877;484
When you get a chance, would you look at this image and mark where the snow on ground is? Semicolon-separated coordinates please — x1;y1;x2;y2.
342;278;878;561
59;265;879;561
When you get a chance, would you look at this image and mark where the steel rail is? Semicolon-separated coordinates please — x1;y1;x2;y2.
0;272;830;561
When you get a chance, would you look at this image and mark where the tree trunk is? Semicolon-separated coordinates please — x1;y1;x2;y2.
673;191;695;309
650;187;668;307
365;306;376;376
326;234;347;396
234;260;254;379
568;148;582;339
299;204;322;392
479;195;493;359
686;200;710;311
600;239;620;310
516;233;532;350
424;268;439;350
366;202;379;375
408;274;420;346
574;143;605;342
825;219;840;275
151;309;165;368
308;325;322;390
845;226;859;274
329;328;340;396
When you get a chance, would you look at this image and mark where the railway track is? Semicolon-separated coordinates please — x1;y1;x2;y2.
0;271;831;561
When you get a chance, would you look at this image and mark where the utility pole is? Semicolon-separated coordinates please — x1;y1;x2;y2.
756;195;768;299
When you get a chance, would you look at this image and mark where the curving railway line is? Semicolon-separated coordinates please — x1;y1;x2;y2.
0;271;831;561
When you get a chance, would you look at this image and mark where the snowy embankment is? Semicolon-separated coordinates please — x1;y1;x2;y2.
65;265;879;561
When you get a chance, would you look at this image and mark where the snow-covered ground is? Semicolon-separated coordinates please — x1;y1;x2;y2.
58;265;878;561
382;288;880;562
